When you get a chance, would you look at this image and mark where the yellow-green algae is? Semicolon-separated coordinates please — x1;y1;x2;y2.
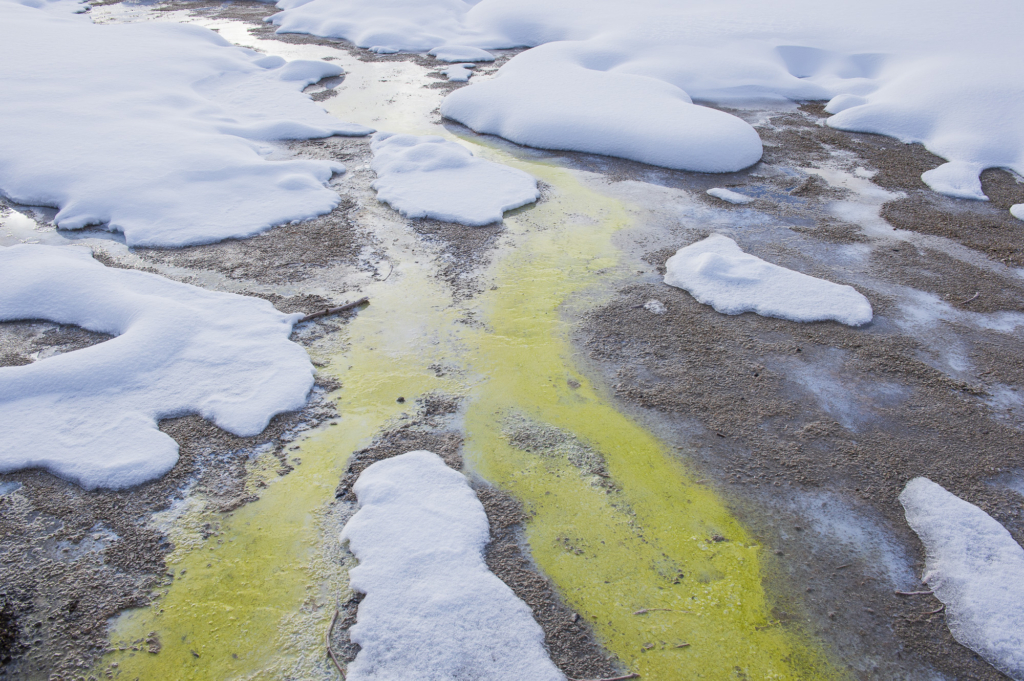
103;144;840;680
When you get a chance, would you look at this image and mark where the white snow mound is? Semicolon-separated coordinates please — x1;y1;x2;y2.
341;451;565;681
707;187;755;205
267;0;1024;192
1011;204;1024;221
370;133;539;225
664;234;873;326
0;245;314;490
0;2;372;248
430;45;494;62
900;477;1024;681
443;63;476;81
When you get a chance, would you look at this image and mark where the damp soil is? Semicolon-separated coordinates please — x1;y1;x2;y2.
574;103;1024;680
0;293;343;681
329;396;623;680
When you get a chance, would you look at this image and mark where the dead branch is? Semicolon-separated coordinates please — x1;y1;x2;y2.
300;298;369;324
959;292;980;305
924;604;946;616
326;609;345;679
571;674;640;681
894;590;934;596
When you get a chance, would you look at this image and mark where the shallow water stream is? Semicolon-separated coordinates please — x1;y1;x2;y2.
90;12;838;680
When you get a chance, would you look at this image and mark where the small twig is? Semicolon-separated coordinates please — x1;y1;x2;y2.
633;608;673;615
674;642;691;648
835;564;851;570
326;609;345;679
299;298;369;324
895;590;934;596
381;262;394;282
959;292;980;305
923;604;946;616
571;674;640;681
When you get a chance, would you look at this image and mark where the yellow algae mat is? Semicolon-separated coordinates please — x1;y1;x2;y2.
103;153;839;680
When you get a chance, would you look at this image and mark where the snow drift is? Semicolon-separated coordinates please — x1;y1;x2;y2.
0;245;314;490
0;2;372;247
268;0;1024;192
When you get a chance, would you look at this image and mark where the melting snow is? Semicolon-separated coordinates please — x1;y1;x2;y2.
341;451;565;681
707;188;755;205
0;2;371;248
430;45;494;62
443;63;476;81
900;478;1024;681
0;245;314;490
664;234;873;326
1011;204;1024;221
370;133;539;225
268;0;1024;192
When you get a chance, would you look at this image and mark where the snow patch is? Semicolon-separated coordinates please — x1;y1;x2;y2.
443;63;475;81
370;132;539;225
643;299;667;315
0;244;314;490
1011;204;1024;221
340;451;565;681
707;187;754;205
900;477;1024;681
664;234;873;326
430;45;494;62
0;2;371;248
267;0;1024;193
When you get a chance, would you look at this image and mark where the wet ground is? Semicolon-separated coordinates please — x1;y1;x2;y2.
1;2;1023;680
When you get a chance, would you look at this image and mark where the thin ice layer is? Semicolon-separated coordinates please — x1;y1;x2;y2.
707;187;754;204
370;133;539;225
0;245;314;490
341;451;565;681
268;0;1024;192
0;2;371;247
900;478;1024;680
664;234;872;326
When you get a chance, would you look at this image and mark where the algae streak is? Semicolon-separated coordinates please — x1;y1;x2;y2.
102;140;837;679
461;154;839;679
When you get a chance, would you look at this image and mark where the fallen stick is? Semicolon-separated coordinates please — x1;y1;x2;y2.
959;292;980;305
326;609;345;679
894;590;933;596
299;298;369;324
923;604;945;616
571;674;640;681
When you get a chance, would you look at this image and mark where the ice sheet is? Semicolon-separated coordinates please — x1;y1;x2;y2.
664;234;873;326
0;244;314;489
341;451;565;681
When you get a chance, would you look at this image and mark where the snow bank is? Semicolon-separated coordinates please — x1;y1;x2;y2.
707;187;754;205
900;478;1024;680
268;0;1024;192
341;451;565;681
664;234;872;326
370;133;539;225
0;2;371;248
0;245;314;490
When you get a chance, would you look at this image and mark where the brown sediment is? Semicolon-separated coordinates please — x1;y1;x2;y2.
573;103;1024;679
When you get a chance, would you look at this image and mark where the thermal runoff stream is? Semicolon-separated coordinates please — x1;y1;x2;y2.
99;15;834;680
